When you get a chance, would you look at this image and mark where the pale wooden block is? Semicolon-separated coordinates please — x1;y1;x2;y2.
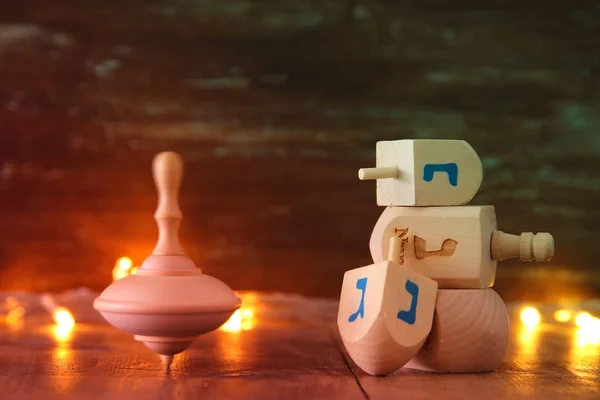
358;139;483;206
337;260;438;375
405;288;509;373
369;205;498;289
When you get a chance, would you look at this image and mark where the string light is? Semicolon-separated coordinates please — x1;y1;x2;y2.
520;307;541;328
220;307;255;332
112;257;134;281
553;309;572;323
41;294;75;342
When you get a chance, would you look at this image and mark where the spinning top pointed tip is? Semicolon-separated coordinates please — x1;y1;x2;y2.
160;354;174;369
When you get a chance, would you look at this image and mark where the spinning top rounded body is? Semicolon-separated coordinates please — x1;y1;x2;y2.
94;152;241;366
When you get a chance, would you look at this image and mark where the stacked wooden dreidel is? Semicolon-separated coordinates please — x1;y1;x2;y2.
338;139;554;375
94;152;241;368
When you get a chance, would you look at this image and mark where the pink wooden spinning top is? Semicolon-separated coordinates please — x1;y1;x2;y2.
94;152;241;367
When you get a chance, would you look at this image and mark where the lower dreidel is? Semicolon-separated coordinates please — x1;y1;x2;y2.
337;236;438;375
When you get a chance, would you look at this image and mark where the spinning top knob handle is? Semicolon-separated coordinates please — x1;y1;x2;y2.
152;152;185;255
154;152;184;219
491;231;554;262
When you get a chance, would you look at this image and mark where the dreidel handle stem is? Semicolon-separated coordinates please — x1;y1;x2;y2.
358;167;399;180
387;236;402;263
491;231;554;262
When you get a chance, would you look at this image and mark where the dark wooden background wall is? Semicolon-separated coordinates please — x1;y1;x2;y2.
0;0;598;301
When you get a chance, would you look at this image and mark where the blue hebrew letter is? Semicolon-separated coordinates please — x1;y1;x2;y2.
348;277;368;322
397;280;419;325
423;163;458;186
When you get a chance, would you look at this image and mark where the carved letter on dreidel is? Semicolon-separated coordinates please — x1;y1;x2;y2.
358;139;483;206
370;206;498;289
337;237;438;376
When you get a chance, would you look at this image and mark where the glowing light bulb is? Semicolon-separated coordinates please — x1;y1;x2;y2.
53;308;75;330
220;307;255;332
220;309;242;332
554;309;572;323
520;307;541;328
575;312;595;328
113;256;134;281
117;257;133;270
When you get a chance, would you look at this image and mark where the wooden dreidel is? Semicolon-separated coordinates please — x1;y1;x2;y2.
94;152;241;368
358;139;483;206
337;236;438;375
369;206;555;288
405;288;510;373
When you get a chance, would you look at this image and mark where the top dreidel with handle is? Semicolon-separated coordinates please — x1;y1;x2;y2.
359;139;555;289
358;139;484;207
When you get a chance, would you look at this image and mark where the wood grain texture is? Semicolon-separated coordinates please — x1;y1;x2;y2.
152;152;185;255
405;288;510;373
1;292;600;399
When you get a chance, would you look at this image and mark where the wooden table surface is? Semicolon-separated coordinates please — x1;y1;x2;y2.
1;291;599;400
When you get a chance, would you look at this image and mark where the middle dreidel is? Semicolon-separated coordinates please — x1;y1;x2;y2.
337;236;438;375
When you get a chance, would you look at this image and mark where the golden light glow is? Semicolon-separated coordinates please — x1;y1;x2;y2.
575;326;600;347
53;323;73;342
117;257;133;270
2;297;24;329
130;266;139;275
220;307;255;332
53;308;75;329
575;312;596;328
52;307;75;341
553;309;572;323
520;307;541;328
113;256;136;281
220;309;242;332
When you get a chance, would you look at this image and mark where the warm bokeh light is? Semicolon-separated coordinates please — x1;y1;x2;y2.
51;308;75;342
130;266;139;275
520;307;541;328
112;256;135;281
5;306;24;326
53;323;73;342
553;309;572;323
220;309;242;332
117;257;133;270
220;307;255;332
575;312;597;328
53;307;75;329
575;327;600;347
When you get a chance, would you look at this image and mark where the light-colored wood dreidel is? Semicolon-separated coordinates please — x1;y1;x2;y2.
337;237;438;376
369;206;555;289
358;139;483;206
405;288;510;373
